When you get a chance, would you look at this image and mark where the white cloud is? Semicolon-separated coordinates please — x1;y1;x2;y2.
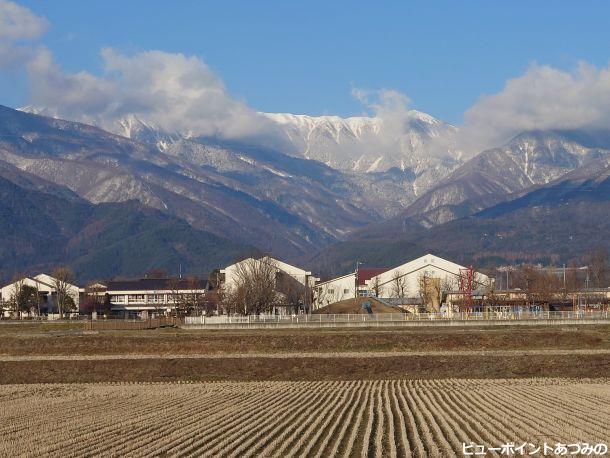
357;89;414;136
6;1;610;158
460;62;610;152
0;2;286;144
0;0;47;70
26;47;283;142
350;87;457;159
0;0;48;40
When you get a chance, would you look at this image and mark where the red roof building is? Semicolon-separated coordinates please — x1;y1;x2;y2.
357;268;389;286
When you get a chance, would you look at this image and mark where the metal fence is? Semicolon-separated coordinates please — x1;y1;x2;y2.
84;317;181;331
2;311;608;330
183;310;610;328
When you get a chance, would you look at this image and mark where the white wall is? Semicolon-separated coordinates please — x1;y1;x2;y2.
0;274;81;309
314;273;356;308
366;254;491;299
221;256;314;290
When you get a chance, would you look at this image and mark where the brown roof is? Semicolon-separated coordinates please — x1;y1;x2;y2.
357;268;389;285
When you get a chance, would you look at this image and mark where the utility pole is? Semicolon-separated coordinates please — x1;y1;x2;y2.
585;266;590;310
355;260;362;298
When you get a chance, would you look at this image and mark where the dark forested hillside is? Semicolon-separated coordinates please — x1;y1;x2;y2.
308;159;610;275
0;165;252;282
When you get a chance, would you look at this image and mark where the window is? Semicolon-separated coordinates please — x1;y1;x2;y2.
328;289;334;294
128;294;145;302
111;295;126;303
343;288;350;294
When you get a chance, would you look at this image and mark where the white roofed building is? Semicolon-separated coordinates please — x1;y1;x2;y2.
221;256;317;290
220;256;318;313
0;273;81;316
364;254;492;313
313;268;389;309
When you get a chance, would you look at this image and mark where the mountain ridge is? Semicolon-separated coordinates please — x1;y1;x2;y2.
0;162;252;282
309;157;610;275
2;105;376;258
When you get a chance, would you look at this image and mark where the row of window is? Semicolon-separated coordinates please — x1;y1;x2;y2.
321;288;351;295
110;293;202;303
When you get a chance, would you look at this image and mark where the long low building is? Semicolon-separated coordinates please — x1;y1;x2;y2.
100;278;210;316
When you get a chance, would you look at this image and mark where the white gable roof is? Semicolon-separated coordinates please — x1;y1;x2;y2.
315;272;355;287
32;274;58;288
1;276;52;294
33;273;79;290
263;256;311;275
366;253;490;287
221;256;311;276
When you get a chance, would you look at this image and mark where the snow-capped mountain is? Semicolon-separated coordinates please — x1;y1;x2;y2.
19;105;464;207
314;155;610;273
111;109;461;178
2;105;377;259
352;129;610;239
9;104;610;269
264;112;465;211
264;111;458;173
116;114;181;152
112;110;464;214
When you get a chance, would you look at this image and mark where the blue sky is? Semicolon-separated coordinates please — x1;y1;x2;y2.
4;0;610;124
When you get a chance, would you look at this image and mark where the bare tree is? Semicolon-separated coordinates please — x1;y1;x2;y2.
440;276;457;293
276;272;302;314
418;271;440;313
33;277;41;316
8;276;25;316
51;267;76;318
564;261;582;297
82;282;107;316
224;258;280;315
183;276;203;316
315;281;347;309
370;276;382;297
212;285;226;315
167;277;185;316
390;270;406;302
585;248;607;288
513;264;561;309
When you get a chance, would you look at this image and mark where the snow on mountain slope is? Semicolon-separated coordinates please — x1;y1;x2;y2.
4;105;375;259
20;105;464;205
92;109;463;216
117;114;181;151
353;129;610;237
264;111;459;175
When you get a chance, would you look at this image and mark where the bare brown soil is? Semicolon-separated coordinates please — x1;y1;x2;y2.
0;325;609;356
313;297;404;314
1;324;609;384
1;352;609;383
2;379;608;457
